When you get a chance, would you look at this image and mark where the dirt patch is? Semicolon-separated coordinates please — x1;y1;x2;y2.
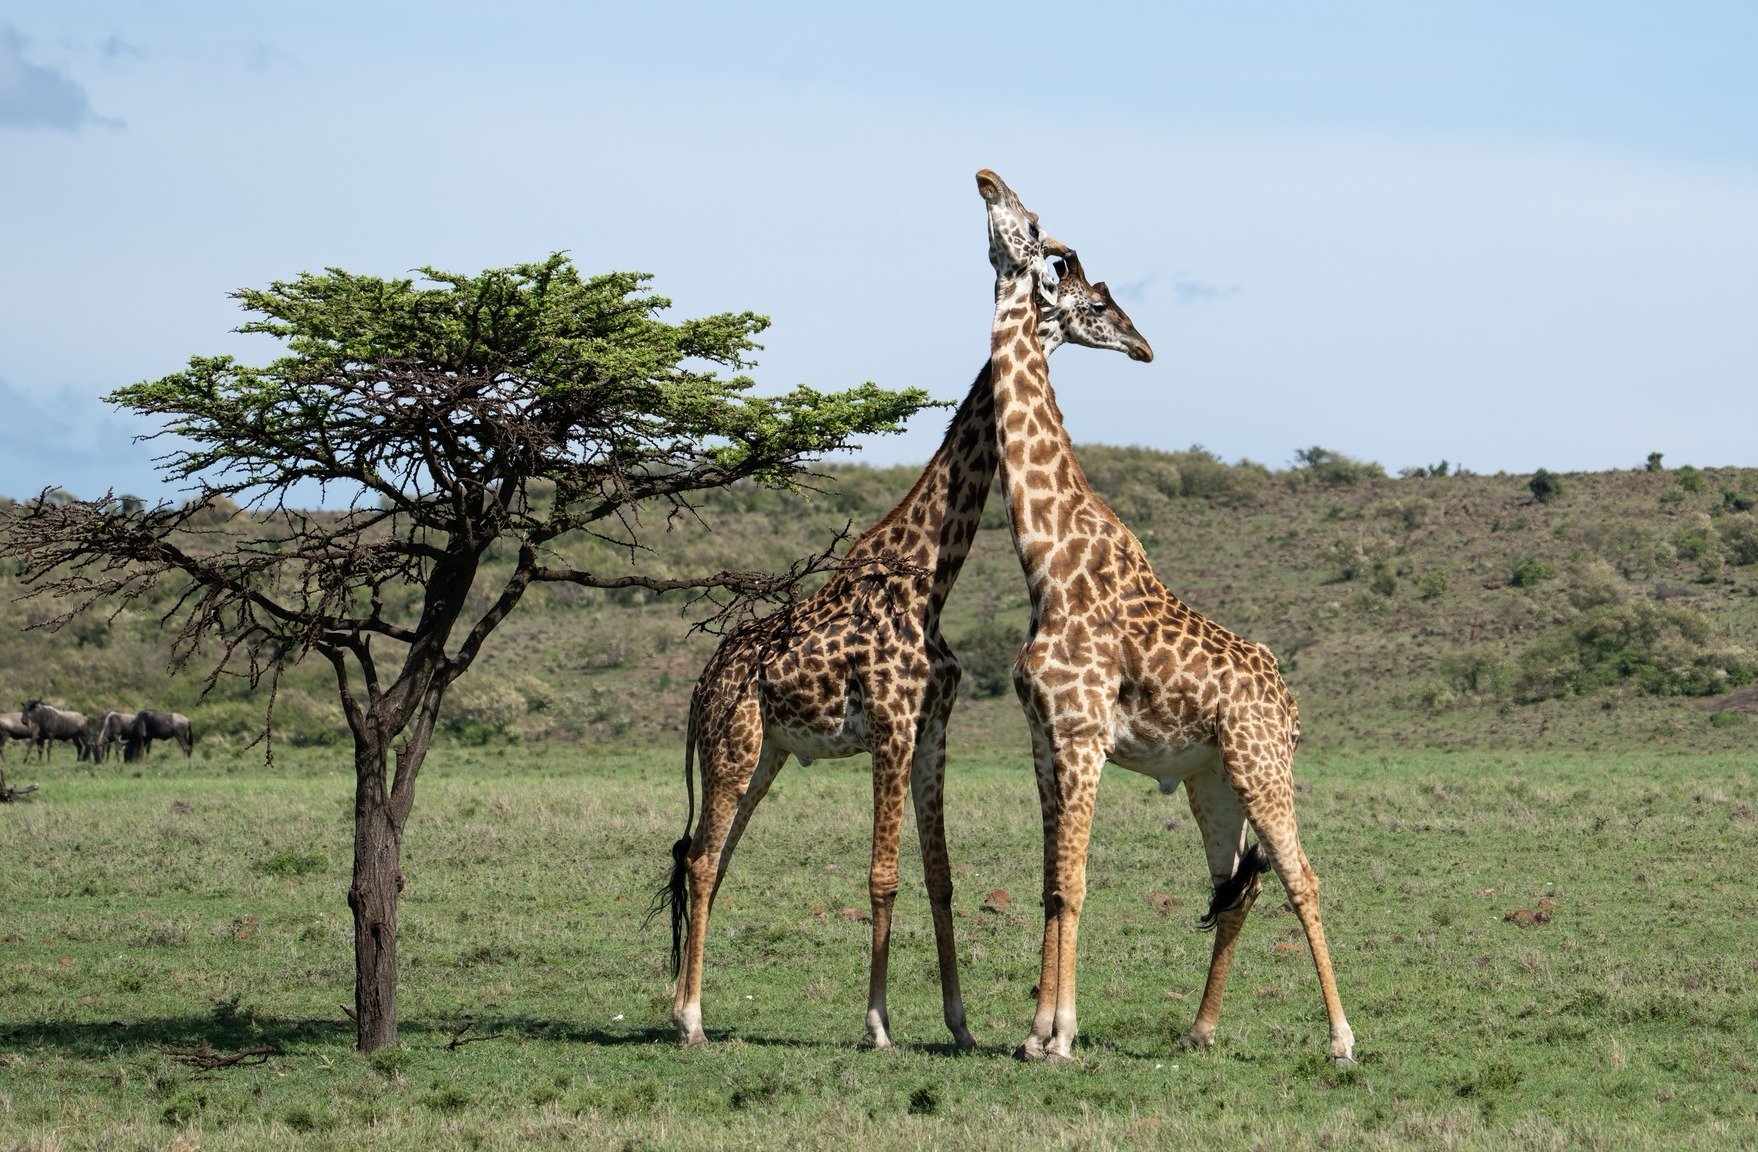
1697;684;1758;714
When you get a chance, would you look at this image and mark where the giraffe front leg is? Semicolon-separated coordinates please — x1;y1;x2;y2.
910;684;975;1051
1041;739;1104;1064
1180;767;1263;1051
865;730;914;1050
1014;721;1061;1062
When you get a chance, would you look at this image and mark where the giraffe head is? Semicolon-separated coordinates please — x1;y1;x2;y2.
976;168;1055;304
1045;243;1154;363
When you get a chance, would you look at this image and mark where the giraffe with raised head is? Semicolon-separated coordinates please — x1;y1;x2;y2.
660;244;1153;1051
974;168;1356;1066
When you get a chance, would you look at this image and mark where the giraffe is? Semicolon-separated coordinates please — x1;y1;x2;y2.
659;247;1153;1051
974;168;1356;1066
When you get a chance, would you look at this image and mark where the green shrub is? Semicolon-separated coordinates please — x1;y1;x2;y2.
1510;557;1555;587
1719;514;1758;566
1369;564;1398;598
1440;650;1513;698
953;618;1024;699
442;677;527;741
1416;572;1447;601
1171;446;1270;504
1293;446;1386;488
1584;522;1675;579
1528;469;1562;503
1677;466;1706;494
1562;559;1626;611
1076;445;1183;523
1325;532;1394;583
1709;711;1746;728
1516;601;1757;700
1646;451;1665;472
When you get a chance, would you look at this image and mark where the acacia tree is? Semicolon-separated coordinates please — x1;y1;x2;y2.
1;255;932;1050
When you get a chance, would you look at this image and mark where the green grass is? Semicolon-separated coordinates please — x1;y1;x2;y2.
3;742;1756;1149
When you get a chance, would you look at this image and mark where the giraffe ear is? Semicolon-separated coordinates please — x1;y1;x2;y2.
1052;257;1070;278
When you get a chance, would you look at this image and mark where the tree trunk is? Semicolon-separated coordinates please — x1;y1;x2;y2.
349;736;404;1052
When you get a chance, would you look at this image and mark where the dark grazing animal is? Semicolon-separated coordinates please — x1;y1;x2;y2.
21;700;91;761
125;709;194;760
0;712;33;761
93;711;138;762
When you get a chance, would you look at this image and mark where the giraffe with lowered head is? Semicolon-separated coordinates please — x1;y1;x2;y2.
660;241;1153;1050
974;168;1356;1065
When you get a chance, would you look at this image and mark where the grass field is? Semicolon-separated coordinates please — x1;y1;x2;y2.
3;738;1756;1150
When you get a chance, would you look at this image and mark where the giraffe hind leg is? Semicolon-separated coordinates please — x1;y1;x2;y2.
910;669;976;1050
1219;718;1356;1065
1180;767;1265;1050
671;715;779;1047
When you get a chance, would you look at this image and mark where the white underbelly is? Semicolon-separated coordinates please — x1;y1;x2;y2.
767;708;870;765
1109;737;1221;783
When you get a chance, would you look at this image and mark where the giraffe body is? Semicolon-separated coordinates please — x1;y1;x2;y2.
662;257;1151;1050
975;168;1355;1066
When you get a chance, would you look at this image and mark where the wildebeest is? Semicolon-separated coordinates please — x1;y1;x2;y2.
21;700;91;760
93;711;138;762
125;709;194;761
0;712;33;761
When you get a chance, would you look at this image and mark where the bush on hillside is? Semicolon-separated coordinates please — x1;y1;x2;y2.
1528;469;1563;503
1167;446;1270;504
1292;446;1387;488
442;678;528;743
1718;514;1758;567
1563;559;1628;612
1325;531;1396;583
1509;557;1555;588
1074;444;1268;510
1582;522;1675;580
1515;601;1757;701
1077;446;1184;523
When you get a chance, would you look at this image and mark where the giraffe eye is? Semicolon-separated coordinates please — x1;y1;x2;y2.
1027;220;1040;240
1086;300;1106;315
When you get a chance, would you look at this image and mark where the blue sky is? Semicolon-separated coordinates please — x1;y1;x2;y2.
3;2;1756;500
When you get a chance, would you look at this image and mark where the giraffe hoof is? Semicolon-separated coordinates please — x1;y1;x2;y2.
677;1031;708;1048
1332;1054;1358;1068
1178;1030;1215;1051
1044;1050;1077;1067
1012;1042;1045;1062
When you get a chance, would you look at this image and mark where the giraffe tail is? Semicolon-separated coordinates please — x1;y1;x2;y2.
1197;842;1270;931
650;687;701;978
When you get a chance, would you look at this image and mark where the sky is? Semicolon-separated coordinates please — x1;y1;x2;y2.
3;2;1756;501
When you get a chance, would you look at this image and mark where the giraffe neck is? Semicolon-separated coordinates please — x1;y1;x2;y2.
988;271;1122;602
841;361;998;622
842;315;1070;620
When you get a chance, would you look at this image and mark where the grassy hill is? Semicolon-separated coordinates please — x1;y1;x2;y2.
3;447;1756;759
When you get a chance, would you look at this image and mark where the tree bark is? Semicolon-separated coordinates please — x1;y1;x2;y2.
349;735;404;1052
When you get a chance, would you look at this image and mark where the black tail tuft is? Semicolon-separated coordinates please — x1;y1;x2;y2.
1197;842;1270;932
646;689;701;979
